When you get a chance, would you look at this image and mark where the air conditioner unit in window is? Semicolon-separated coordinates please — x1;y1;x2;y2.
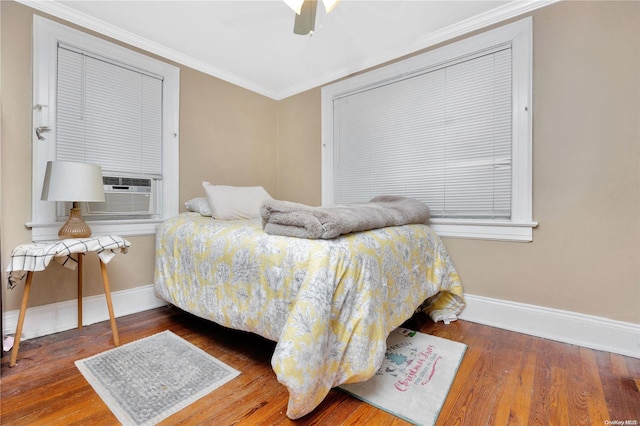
81;176;158;218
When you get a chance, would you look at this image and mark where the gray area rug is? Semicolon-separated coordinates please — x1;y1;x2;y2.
339;328;466;426
75;330;240;426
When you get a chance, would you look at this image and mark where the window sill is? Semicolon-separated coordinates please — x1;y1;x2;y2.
27;219;164;242
429;219;538;242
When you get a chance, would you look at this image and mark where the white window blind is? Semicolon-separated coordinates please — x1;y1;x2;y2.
56;44;163;176
332;47;512;220
31;16;180;241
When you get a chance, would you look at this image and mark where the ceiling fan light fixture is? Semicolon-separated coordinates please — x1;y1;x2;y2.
283;0;305;15
289;0;338;36
293;0;317;35
321;0;340;14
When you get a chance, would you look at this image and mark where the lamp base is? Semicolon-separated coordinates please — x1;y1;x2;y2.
59;205;92;239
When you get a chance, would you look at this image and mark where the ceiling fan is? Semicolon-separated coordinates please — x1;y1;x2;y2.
283;0;341;36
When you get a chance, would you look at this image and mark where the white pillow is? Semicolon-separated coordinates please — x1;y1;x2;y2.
202;182;272;220
184;197;212;216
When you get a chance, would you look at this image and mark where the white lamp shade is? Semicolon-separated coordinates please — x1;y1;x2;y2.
41;161;105;202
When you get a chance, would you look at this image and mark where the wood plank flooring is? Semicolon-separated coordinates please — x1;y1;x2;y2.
1;306;638;425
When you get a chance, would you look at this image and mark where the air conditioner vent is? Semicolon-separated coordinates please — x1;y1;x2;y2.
80;175;158;218
103;176;152;187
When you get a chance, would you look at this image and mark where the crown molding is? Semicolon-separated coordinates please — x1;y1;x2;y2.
16;0;559;100
272;0;559;99
16;0;279;99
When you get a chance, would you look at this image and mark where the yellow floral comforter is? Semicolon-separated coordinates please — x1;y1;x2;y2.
154;213;464;419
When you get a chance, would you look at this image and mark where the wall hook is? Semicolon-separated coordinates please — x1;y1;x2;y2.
35;126;52;140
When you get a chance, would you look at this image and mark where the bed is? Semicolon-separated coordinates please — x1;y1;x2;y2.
153;212;465;419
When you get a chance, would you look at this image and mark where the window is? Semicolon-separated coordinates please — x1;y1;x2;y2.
30;17;179;241
322;18;536;241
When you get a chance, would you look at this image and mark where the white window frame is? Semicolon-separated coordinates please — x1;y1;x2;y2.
321;18;537;242
29;16;179;241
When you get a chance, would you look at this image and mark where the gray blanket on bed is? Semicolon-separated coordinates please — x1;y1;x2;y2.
260;195;430;239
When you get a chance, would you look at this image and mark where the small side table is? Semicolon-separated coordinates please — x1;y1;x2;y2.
5;235;131;367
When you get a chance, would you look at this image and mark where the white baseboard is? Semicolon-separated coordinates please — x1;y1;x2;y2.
2;284;166;341
458;294;640;359
3;286;639;359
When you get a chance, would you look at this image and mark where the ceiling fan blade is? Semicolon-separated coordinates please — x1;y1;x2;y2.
294;0;317;36
321;0;340;14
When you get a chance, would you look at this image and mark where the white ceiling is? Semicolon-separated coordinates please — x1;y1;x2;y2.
19;0;554;100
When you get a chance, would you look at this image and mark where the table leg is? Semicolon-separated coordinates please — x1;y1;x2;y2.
9;271;34;367
77;253;83;329
99;260;120;347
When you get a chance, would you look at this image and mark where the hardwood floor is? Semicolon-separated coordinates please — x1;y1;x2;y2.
1;306;638;425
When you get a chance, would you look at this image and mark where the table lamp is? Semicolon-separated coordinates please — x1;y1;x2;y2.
41;160;105;239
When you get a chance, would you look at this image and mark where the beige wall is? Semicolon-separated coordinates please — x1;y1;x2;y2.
276;89;322;206
179;67;278;203
276;1;640;324
0;1;277;312
2;1;638;326
443;0;639;323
